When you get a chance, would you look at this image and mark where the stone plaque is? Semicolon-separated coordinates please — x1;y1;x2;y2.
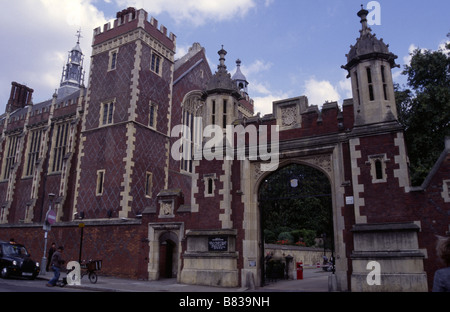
208;236;228;252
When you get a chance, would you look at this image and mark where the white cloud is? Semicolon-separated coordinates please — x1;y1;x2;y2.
175;44;190;59
338;75;352;100
114;0;257;26
0;0;107;109
251;82;273;96
241;59;273;77
303;78;341;107
438;39;450;53
403;44;417;65
253;94;288;117
403;38;450;68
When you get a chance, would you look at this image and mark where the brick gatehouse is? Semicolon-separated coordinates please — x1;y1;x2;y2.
0;7;448;291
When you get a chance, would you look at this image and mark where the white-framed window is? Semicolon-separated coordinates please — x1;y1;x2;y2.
181;109;203;173
145;172;152;198
149;102;158;129
96;170;105;196
101;101;115;126
24;129;43;177
108;49;119;71
151;52;162;75
51;122;70;173
2;135;20;180
368;154;388;183
180;92;204;173
203;174;216;198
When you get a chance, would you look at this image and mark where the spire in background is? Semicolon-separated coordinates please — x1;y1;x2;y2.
232;59;249;94
217;45;228;72
357;5;372;37
58;30;85;99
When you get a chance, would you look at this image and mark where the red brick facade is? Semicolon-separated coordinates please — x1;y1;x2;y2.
0;7;448;291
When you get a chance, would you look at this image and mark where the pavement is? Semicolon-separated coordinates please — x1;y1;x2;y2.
38;268;332;292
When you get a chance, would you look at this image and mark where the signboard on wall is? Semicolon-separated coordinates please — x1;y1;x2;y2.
208;236;228;252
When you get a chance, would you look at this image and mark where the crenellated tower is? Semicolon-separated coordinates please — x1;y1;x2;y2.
74;7;177;220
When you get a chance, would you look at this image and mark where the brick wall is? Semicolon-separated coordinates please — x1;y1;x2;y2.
0;221;148;279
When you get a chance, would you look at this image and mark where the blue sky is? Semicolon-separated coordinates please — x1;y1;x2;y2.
1;0;449;116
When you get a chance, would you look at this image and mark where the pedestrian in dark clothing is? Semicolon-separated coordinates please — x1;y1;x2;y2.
46;243;56;272
46;246;65;287
433;236;450;292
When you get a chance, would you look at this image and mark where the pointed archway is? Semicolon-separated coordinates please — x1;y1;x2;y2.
258;163;334;287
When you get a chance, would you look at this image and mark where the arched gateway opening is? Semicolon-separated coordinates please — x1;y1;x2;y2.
258;163;334;288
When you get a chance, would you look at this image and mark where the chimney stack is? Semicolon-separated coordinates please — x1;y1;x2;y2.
7;82;33;113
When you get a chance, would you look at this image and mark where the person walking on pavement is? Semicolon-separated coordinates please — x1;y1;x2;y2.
46;246;65;287
433;236;450;292
46;243;56;272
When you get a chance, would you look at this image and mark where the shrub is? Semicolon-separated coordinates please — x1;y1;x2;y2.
264;229;277;243
291;229;316;247
277;232;294;244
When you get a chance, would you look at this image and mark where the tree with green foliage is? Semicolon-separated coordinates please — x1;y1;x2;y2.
259;164;333;248
395;35;450;185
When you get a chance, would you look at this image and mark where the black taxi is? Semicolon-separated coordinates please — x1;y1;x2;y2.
0;241;40;279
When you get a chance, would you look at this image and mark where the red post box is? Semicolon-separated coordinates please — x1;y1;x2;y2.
296;262;303;280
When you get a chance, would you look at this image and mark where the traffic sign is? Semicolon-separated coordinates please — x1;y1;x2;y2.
47;210;57;225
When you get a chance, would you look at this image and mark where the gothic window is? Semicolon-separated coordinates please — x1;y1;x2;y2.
366;67;375;101
203;174;216;197
211;100;216;126
151;53;162;75
368;154;388;183
145;172;153;198
51;122;70;172
101;101;114;126
181;109;196;173
181;94;203;173
149;102;157;129
2;135;19;180
108;49;119;71
354;71;361;105
96;170;105;196
25;129;43;177
381;66;388;101
223;99;228;128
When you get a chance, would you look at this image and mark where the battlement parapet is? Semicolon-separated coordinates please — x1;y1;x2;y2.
236;97;355;140
93;7;176;51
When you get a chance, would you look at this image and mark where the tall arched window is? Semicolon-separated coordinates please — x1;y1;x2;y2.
181;92;204;173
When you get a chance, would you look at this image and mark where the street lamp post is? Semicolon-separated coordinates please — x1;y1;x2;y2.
40;193;55;276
